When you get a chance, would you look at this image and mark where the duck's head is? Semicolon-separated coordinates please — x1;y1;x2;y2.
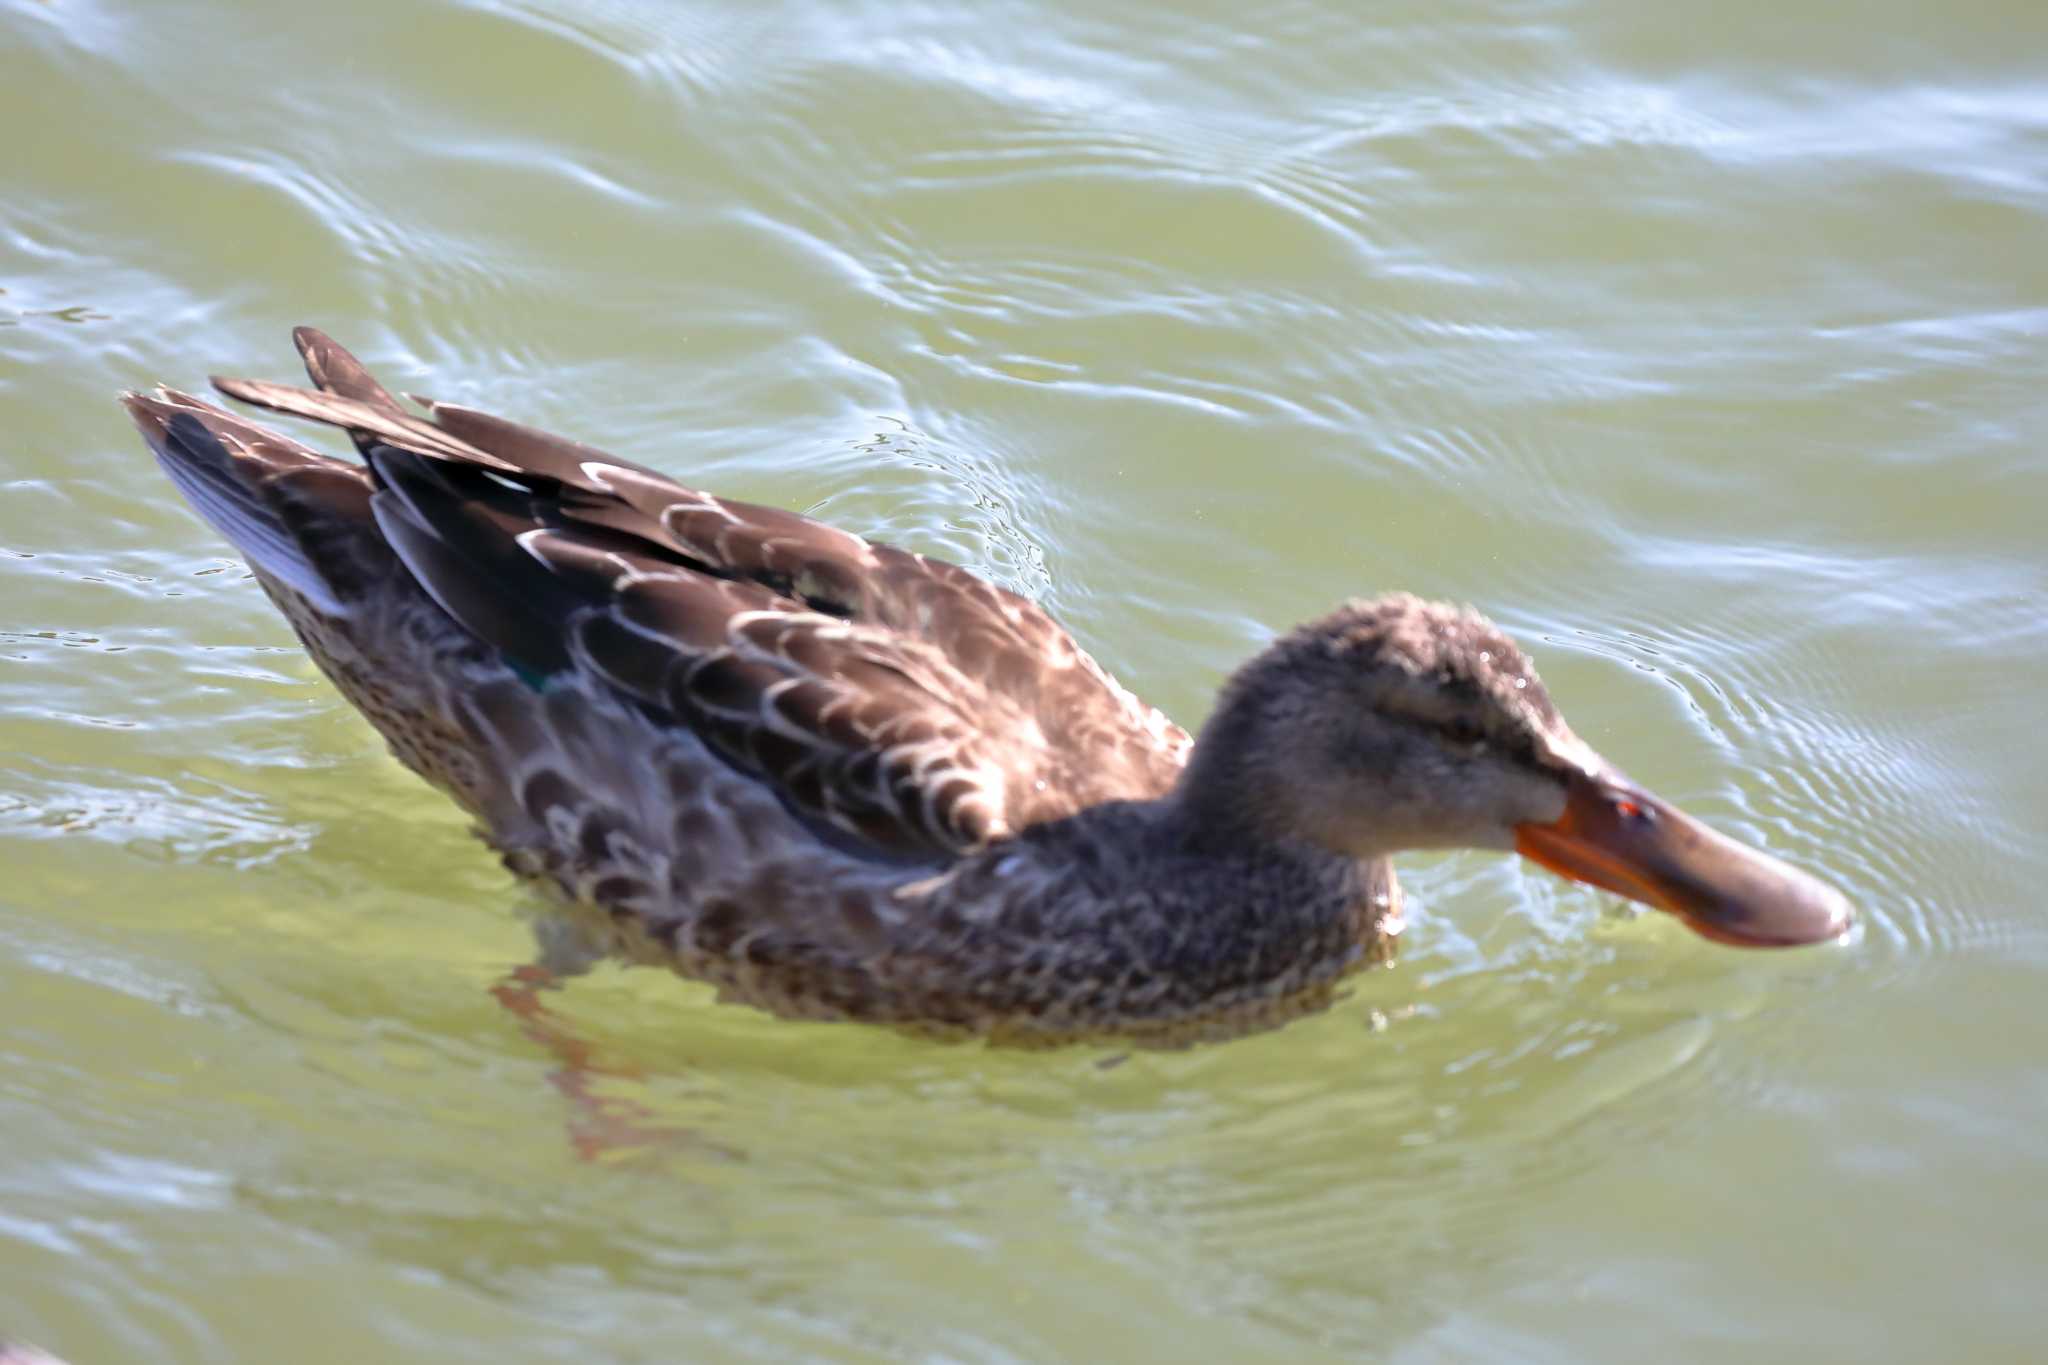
1180;594;1851;947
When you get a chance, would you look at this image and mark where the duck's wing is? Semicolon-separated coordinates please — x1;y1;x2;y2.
210;329;1189;857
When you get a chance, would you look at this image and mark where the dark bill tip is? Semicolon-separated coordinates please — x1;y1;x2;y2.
1514;771;1852;948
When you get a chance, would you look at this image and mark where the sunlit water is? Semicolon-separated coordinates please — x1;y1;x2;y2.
5;0;2047;1360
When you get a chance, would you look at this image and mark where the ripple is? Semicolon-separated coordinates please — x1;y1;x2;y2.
0;761;312;868
1702;82;2048;199
806;419;1058;604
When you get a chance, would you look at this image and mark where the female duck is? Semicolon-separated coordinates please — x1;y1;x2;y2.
124;330;1850;1047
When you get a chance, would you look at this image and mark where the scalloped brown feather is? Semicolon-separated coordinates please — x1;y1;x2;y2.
127;330;1401;1047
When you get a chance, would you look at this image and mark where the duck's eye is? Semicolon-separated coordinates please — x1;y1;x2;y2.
1442;717;1487;749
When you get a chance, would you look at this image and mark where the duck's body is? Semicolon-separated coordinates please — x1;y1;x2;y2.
269;557;1396;1046
126;330;1846;1047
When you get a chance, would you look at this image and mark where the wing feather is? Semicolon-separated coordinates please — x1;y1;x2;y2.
208;328;1190;857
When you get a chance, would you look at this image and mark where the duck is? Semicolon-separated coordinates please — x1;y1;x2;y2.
123;328;1851;1047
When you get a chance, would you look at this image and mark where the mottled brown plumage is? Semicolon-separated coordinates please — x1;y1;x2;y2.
125;329;1849;1048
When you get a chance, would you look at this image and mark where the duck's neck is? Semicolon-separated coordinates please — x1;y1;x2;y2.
1169;690;1390;861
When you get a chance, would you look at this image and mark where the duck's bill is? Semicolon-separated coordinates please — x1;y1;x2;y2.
1514;771;1851;948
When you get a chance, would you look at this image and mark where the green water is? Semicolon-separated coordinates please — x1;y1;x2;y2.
5;0;2046;1360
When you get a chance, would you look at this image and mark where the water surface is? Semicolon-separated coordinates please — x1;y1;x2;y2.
5;0;2047;1360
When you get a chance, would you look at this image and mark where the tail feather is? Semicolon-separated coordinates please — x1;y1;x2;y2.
290;323;403;410
124;388;381;616
213;326;660;490
209;372;507;471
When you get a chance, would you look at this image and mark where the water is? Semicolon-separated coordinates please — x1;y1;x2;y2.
5;0;2047;1359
